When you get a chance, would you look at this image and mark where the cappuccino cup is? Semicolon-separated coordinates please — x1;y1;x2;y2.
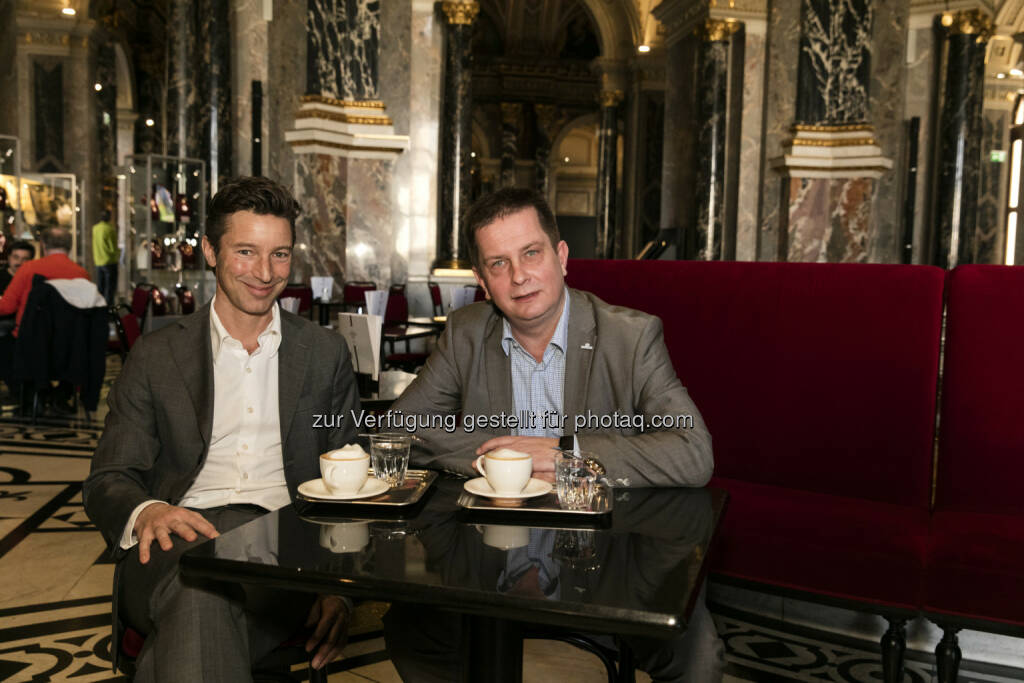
473;448;532;496
320;445;370;495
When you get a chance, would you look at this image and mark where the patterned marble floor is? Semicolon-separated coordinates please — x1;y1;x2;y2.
2;360;1023;681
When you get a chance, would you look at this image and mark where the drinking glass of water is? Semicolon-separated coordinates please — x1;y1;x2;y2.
555;451;597;511
369;433;412;487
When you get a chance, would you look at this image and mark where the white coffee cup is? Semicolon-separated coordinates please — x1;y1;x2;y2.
320;446;370;495
473;448;532;496
319;522;369;553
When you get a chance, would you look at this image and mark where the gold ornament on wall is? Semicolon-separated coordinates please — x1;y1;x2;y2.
441;1;480;26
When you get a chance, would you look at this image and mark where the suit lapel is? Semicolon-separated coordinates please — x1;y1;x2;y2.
563;289;596;427
170;306;215;446
483;312;515;416
278;313;311;450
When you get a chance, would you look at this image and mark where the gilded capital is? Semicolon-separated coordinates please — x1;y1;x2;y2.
599;90;625;108
441;1;480;25
500;102;521;125
699;18;742;41
940;9;993;39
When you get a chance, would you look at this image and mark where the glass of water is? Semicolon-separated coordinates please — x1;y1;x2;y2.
369;433;412;487
555;451;597;511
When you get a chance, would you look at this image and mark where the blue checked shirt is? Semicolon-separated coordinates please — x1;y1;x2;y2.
501;288;571;438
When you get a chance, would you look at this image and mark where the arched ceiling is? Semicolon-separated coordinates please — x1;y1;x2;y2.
477;0;641;60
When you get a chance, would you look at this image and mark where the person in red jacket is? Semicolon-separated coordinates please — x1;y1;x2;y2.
0;227;90;335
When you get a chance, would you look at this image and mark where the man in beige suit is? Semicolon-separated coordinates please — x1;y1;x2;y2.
385;189;721;682
391;188;712;488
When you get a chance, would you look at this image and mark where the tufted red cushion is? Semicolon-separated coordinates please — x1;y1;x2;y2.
924;511;1024;627
567;260;944;509
935;265;1024;516
710;477;928;609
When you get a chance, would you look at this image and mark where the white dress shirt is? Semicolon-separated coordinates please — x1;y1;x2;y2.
119;299;290;549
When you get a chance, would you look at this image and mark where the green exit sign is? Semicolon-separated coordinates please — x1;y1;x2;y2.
991;150;1007;163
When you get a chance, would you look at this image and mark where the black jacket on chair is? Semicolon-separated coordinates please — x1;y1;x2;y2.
14;274;108;411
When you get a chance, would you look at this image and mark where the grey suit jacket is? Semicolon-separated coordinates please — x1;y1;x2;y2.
84;303;360;558
390;288;713;487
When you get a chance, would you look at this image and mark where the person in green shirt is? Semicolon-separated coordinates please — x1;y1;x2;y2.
92;209;119;305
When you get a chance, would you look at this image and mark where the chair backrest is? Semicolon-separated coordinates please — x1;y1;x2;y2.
428;282;444;316
936;265;1024;516
280;285;314;314
130;286;150;320
120;308;141;350
343;282;376;308
385;287;409;324
566;259;945;509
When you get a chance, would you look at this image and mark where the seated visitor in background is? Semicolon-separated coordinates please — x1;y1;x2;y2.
84;176;360;682
0;228;87;335
0;240;34;339
385;188;721;682
0;239;35;295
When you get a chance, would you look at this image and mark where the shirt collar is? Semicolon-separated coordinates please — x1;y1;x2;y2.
501;286;570;357
209;295;282;360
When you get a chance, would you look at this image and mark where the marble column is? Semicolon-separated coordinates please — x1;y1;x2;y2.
692;19;743;261
500;102;520;187
595;90;623;259
286;0;408;288
534;104;567;200
164;0;231;191
931;10;992;269
434;1;479;271
194;0;233;193
774;0;893;263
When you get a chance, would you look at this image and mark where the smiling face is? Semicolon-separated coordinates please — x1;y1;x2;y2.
473;206;569;338
201;210;292;325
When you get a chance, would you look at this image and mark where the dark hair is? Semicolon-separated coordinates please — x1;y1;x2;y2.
100;208;112;222
9;240;35;258
464;188;560;270
41;227;72;252
205;176;300;252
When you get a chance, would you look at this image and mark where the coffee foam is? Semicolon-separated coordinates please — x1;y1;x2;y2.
486;447;531;461
322;444;369;461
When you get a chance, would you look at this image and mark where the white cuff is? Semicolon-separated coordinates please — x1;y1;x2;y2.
119;499;164;550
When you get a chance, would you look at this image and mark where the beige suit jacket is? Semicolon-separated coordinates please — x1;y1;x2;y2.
391;288;713;487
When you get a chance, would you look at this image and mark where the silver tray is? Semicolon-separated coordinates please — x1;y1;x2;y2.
457;483;613;517
296;469;437;507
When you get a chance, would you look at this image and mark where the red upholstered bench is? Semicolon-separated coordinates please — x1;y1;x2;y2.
567;260;945;682
924;265;1024;682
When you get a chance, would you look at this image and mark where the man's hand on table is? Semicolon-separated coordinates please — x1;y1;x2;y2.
476;435;559;482
134;503;219;564
305;594;350;669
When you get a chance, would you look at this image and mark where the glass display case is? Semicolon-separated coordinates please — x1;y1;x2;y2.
20;172;81;260
118;154;209;307
0;135;24;249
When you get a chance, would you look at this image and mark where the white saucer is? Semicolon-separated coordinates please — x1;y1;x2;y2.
298;477;390;501
463;477;552;499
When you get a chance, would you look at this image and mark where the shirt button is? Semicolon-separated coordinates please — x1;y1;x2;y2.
247;407;254;413
242;444;248;450
246;367;252;374
242;472;249;480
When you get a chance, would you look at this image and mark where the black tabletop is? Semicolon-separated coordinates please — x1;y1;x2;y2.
181;478;726;640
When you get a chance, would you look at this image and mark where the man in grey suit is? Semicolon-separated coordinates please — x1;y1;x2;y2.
384;189;721;681
84;177;359;682
391;188;712;488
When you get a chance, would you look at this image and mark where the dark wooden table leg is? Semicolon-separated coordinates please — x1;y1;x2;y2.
464;615;523;683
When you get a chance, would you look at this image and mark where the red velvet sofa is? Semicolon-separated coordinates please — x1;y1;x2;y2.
923;265;1024;679
567;259;958;682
